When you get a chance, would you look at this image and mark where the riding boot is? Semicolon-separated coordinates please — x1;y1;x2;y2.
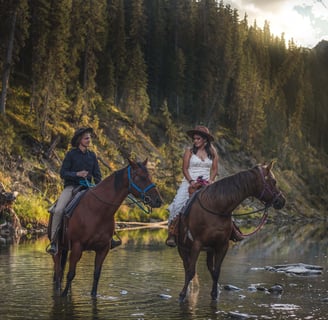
165;216;179;247
47;222;60;255
47;241;57;255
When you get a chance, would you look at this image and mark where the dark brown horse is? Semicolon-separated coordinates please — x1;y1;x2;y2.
177;161;286;301
52;158;162;297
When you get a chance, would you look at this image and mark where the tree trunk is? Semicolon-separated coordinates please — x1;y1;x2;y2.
0;9;17;115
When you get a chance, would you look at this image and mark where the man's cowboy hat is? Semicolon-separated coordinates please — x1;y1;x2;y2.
186;125;214;142
71;127;93;147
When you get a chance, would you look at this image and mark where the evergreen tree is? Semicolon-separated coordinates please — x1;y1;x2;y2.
144;0;170;113
98;0;126;106
67;0;107;126
29;0;72;139
121;0;150;125
0;0;29;115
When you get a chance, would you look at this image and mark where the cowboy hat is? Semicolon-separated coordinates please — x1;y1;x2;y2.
186;125;214;142
71;127;93;147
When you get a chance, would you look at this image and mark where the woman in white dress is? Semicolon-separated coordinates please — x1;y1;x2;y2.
166;125;218;247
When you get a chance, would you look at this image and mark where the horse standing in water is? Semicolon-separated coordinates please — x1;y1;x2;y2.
177;161;286;301
51;158;162;297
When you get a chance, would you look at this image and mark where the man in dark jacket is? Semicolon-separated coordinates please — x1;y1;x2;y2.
47;127;119;255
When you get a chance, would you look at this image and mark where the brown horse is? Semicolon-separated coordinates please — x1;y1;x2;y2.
177;161;286;301
52;158;162;297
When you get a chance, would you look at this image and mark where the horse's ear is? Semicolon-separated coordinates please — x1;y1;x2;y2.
142;158;148;166
127;158;138;168
267;160;275;171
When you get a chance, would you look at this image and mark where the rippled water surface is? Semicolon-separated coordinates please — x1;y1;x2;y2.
0;223;327;319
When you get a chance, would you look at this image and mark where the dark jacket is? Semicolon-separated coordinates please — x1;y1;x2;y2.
60;148;102;187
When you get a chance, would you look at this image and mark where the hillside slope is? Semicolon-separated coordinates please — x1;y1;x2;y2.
0;108;326;224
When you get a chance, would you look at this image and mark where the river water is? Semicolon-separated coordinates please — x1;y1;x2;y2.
0;222;327;320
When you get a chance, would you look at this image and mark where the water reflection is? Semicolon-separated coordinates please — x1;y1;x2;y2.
0;222;327;320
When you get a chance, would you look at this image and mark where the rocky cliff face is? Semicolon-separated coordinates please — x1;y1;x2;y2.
0;188;22;244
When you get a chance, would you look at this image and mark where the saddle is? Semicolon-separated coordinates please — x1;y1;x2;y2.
47;186;88;241
64;189;88;217
188;176;209;196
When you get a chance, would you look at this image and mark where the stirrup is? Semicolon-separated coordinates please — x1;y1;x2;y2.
46;242;57;255
110;238;122;249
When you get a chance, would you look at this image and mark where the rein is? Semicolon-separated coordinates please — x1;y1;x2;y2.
194;170;275;239
195;192;231;217
127;194;152;214
89;189;122;206
232;205;269;216
232;206;269;239
196;190;270;217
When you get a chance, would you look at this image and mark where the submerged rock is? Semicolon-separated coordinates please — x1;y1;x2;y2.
228;311;257;319
265;263;323;276
268;284;283;294
223;284;242;291
158;293;172;299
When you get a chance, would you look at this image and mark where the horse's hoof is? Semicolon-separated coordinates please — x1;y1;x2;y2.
61;289;69;297
179;293;186;303
211;291;218;300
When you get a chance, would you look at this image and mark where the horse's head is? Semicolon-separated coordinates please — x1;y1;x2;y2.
127;158;162;208
257;161;286;209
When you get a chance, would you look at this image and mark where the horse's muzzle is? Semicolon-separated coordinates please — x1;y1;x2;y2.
144;194;162;208
272;194;286;210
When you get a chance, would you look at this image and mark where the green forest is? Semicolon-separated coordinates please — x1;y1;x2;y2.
0;0;327;226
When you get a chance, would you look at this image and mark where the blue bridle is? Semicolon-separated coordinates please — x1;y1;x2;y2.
127;165;156;203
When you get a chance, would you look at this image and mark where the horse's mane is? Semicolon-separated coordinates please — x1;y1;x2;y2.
114;166;127;191
203;167;258;203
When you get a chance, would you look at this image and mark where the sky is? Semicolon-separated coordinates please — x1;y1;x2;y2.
225;0;328;48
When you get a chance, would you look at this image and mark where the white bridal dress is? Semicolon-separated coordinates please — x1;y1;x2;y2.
167;154;212;223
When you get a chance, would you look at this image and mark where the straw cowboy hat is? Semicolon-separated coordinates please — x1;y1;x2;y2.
186;125;214;142
71;127;93;147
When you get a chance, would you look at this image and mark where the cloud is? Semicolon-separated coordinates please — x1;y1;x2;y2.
225;0;328;47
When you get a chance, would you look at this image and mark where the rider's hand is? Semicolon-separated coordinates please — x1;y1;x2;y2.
77;170;89;178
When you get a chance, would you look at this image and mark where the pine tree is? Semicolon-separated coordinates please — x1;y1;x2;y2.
0;0;29;115
29;0;71;139
98;0;126;105
121;0;150;125
67;0;107;126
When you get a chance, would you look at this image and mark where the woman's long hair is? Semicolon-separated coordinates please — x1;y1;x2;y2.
191;135;215;159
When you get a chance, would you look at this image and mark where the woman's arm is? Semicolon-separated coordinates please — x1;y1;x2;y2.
209;146;218;183
182;148;194;183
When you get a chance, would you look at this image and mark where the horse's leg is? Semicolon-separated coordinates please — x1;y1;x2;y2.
91;246;110;297
207;243;229;300
61;243;83;297
61;249;69;276
53;248;65;294
179;242;201;302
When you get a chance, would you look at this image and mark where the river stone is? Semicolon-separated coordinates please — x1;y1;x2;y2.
265;263;323;275
223;284;242;291
228;311;257;319
268;284;283;294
